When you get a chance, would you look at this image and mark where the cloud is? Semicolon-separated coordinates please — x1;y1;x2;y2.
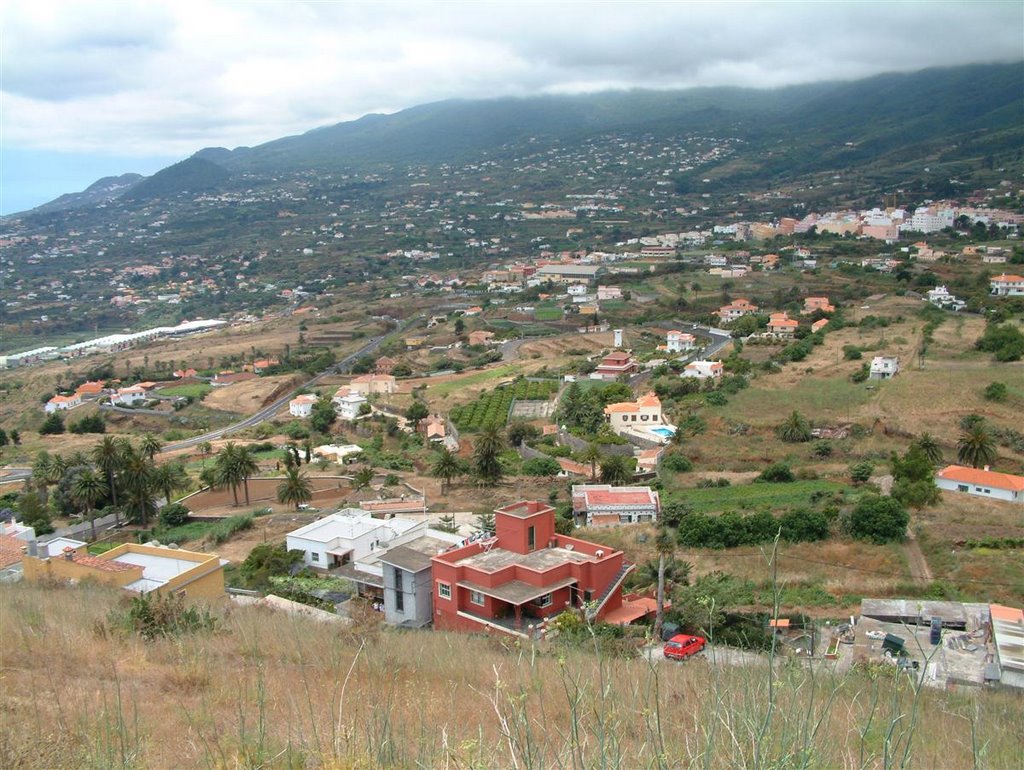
1;0;1021;158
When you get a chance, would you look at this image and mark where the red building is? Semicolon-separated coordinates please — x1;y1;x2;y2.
593;351;638;380
431;501;632;637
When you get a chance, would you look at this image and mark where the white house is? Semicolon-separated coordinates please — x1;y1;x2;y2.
990;274;1024;297
111;386;146;406
869;356;900;380
285;510;424;569
682;360;723;380
289;394;318;418
935;465;1024;504
335;392;368;421
567;283;589;297
597;286;623;301
927;286;965;310
44;393;82;413
603;393;676;444
666;330;696;353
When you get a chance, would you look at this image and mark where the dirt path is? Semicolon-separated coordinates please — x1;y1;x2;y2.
904;529;934;583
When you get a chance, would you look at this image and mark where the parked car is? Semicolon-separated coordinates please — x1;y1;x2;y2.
664;633;706;661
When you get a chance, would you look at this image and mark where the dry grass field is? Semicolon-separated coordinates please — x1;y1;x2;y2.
2;582;1021;769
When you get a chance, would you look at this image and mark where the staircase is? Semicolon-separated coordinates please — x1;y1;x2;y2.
586;561;634;621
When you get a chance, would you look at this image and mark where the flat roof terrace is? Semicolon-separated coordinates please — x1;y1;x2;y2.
455;546;594;572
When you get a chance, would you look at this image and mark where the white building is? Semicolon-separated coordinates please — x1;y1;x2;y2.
991;274;1024;297
682;360;723;380
869;356;900;380
666;330;696;353
904;206;955;234
289;394;318;418
44;394;82;413
335;392;368;421
935;465;1024;504
285;510;425;569
111;386;146;406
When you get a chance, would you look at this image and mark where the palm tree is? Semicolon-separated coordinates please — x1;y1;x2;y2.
580;443;603;480
71;467;108;541
213;443;244;506
653;526;675;643
140;433;163;460
32;451;54;505
92;437;125;523
777;411;812;443
46;454;68;488
431;449;462;494
914;433;943;466
120;450;156;526
473;426;505;486
600;454;633;486
277;467;313;510
153;462;190;508
352;466;375;492
956;424;997;469
235;447;259;506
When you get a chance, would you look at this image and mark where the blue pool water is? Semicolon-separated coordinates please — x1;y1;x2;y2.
650;426;676;438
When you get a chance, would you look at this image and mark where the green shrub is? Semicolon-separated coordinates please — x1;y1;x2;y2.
661;454;693;473
757;463;795;483
521;457;561;476
159;503;190;528
110;593;217;640
983;381;1008;402
848;495;909;544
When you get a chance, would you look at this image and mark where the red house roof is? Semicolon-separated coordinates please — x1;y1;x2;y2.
937;465;1024;492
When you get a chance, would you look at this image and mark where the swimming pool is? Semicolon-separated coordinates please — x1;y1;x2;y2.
650;426;676;438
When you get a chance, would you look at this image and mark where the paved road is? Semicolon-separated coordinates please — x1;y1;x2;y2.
161;318;417;454
0;468;32;484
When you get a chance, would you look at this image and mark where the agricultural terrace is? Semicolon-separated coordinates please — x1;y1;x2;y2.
450;377;559;431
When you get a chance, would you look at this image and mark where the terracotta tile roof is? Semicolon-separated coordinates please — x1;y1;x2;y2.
937;465;1024;492
557;458;590;476
604;402;640;413
990;603;1023;623
992;274;1024;282
636;393;661;408
0;534;25;569
585;489;657;506
70;554;138;573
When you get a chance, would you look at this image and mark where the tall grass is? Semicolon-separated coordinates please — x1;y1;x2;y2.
1;581;1019;768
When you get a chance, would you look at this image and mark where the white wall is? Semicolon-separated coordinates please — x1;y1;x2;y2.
936;478;1021;504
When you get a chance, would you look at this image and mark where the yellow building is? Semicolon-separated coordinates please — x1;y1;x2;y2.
23;542;226;600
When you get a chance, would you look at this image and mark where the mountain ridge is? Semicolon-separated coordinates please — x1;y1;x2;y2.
11;60;1023;217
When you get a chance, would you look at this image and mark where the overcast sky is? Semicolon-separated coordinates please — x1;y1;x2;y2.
2;0;1022;213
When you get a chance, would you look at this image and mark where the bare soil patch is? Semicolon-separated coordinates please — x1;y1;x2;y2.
201;374;302;415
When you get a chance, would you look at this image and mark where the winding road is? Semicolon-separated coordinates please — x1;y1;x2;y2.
160;318;417;454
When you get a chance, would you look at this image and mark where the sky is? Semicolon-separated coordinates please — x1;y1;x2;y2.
2;0;1022;214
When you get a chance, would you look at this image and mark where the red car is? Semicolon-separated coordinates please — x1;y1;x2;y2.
663;633;706;661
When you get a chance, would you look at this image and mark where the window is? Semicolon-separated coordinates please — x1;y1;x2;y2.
470;590;485;606
534;593;552;608
528;526;536;551
394;587;404;613
438;582;451;600
958;484;969;492
311;552;319;563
